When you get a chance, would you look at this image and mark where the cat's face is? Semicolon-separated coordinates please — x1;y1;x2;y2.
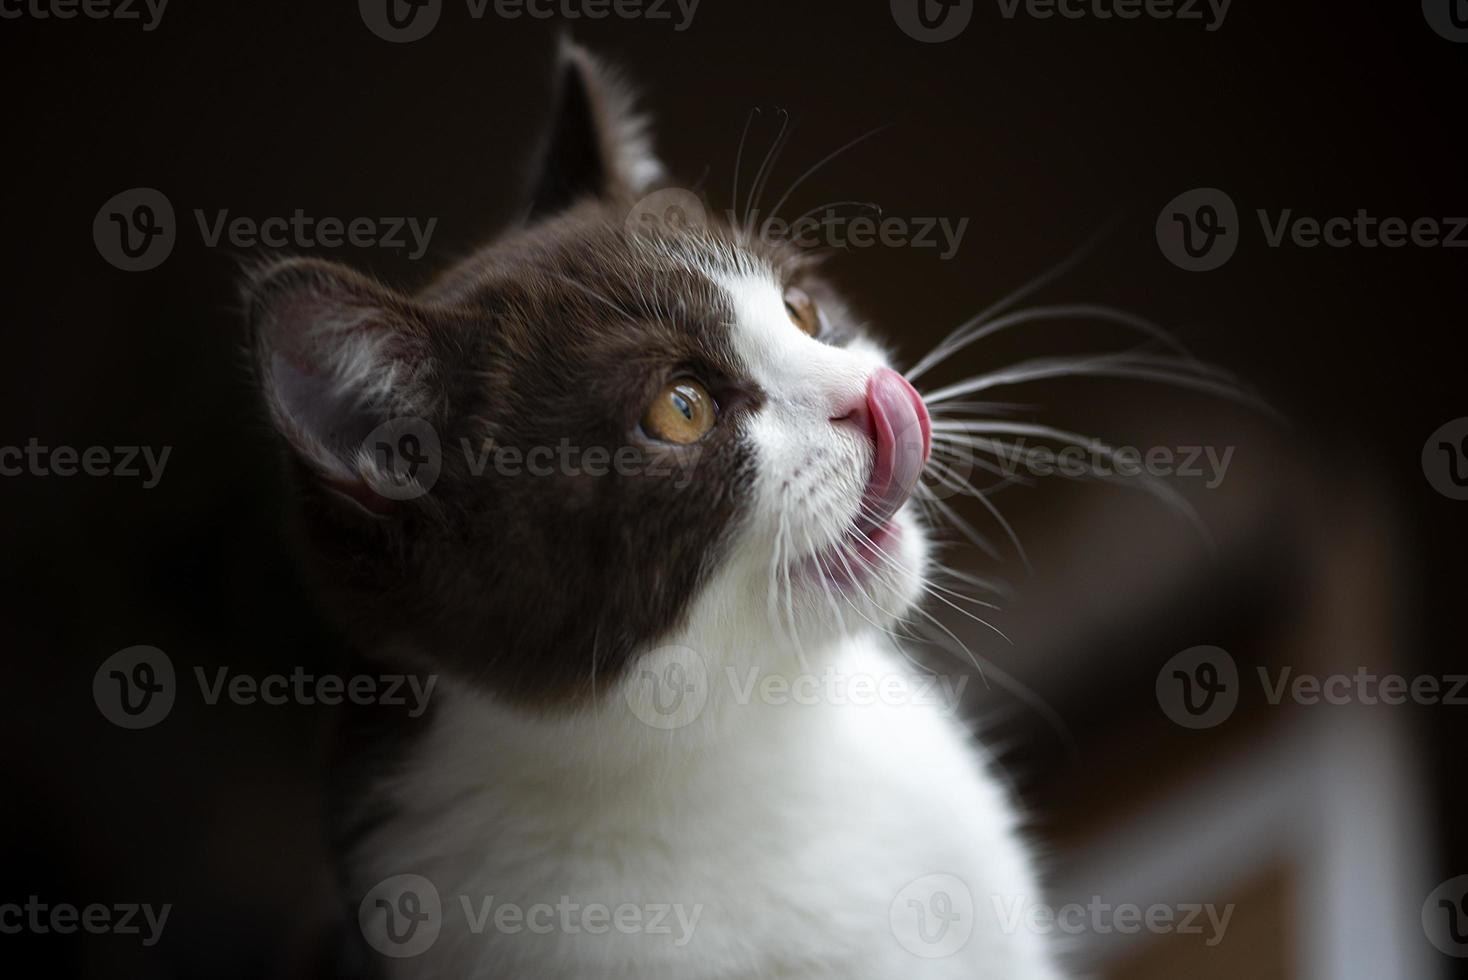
248;45;931;706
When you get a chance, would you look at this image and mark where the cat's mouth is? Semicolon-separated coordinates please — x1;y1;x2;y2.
816;369;932;587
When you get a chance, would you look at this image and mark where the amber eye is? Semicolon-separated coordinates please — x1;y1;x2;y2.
784;287;821;337
642;380;716;445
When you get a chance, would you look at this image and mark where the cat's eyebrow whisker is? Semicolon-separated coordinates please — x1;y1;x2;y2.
762;123;892;231
784;200;884;232
745;107;792;233
732;106;760;237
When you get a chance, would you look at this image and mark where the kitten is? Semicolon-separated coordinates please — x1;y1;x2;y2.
247;42;1064;980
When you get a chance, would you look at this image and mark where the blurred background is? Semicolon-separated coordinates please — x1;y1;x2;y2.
1;1;1464;977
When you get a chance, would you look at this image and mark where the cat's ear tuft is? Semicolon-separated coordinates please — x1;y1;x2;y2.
245;258;441;514
528;40;666;219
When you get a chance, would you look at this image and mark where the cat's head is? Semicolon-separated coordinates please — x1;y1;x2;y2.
247;44;932;707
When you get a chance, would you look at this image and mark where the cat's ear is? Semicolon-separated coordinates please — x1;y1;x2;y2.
528;40;666;218
245;258;443;515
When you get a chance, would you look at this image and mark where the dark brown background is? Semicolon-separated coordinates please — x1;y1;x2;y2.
1;1;1464;976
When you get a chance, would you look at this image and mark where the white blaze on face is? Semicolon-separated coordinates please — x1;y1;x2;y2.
715;270;928;604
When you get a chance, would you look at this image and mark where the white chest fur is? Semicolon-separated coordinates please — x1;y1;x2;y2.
353;635;1063;980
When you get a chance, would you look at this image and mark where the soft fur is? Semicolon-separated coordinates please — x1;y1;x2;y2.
248;41;1063;980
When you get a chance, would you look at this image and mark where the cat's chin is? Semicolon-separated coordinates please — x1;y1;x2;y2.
796;507;929;629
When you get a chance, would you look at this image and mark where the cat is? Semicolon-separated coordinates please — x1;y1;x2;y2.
246;41;1065;980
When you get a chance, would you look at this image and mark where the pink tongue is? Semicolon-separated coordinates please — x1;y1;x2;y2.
861;368;931;531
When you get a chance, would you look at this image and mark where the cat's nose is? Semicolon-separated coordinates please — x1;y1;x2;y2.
832;367;932;499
